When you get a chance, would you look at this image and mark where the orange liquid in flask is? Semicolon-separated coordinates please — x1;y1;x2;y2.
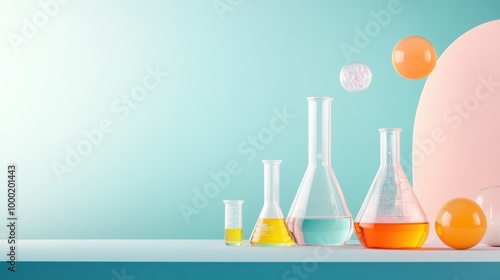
354;222;429;249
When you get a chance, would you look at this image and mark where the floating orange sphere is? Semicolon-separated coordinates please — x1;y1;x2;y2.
392;36;437;79
435;198;487;250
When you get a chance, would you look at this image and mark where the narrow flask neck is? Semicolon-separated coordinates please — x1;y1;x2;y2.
379;129;401;166
307;97;333;165
263;160;281;206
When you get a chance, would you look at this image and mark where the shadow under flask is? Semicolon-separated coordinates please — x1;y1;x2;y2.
354;128;429;249
250;160;294;247
286;97;353;246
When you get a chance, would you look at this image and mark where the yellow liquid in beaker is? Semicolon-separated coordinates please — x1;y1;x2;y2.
250;218;294;246
225;228;242;246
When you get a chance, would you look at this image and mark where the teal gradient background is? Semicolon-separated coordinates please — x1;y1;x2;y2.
0;0;500;240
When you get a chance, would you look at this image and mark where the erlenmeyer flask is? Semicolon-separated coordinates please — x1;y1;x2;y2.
355;128;429;249
250;160;294;247
476;186;500;246
287;97;353;246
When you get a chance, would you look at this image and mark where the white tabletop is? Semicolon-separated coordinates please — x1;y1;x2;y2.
1;239;499;262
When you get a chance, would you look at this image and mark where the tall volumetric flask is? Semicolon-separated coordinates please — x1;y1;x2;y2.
286;97;353;246
355;128;429;249
250;160;294;247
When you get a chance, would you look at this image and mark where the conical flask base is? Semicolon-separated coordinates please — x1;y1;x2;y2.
287;216;352;245
354;222;429;249
250;218;294;247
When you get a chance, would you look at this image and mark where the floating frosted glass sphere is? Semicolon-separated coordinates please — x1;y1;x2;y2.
339;62;372;93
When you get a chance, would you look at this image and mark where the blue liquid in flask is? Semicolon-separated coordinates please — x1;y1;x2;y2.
287;217;352;245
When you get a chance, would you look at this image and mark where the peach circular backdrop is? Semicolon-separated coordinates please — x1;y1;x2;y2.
413;20;500;245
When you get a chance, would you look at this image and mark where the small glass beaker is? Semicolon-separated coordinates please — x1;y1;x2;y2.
223;200;244;246
476;186;500;246
250;160;294;247
355;128;429;249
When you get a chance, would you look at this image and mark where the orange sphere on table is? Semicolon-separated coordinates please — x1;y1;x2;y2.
435;198;487;250
392;36;437;79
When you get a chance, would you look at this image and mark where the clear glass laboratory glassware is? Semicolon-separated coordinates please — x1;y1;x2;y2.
250;160;294;247
476;186;500;246
223;200;244;246
286;97;353;246
355;128;429;249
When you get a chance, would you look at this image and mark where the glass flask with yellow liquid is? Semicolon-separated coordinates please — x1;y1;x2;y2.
355;128;429;249
250;160;294;247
